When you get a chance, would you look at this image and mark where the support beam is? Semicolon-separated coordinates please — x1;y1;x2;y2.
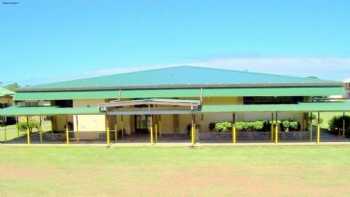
154;122;158;143
317;112;321;144
149;115;154;144
271;113;274;142
232;113;236;144
191;114;196;145
114;122;118;143
65;122;70;144
106;127;110;145
274;112;279;144
158;115;162;137
39;116;43;144
343;112;346;137
26;116;31;144
4;118;7;142
309;112;313;142
106;116;110;145
16;117;20;137
75;115;80;143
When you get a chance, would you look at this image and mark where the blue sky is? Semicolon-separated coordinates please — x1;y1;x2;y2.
1;0;350;85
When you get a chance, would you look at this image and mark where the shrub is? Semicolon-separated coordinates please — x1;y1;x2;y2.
329;115;350;137
215;121;232;132
17;121;41;133
289;121;299;130
234;121;264;131
282;120;290;132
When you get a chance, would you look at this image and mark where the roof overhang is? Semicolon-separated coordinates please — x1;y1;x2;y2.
14;87;345;101
100;99;201;115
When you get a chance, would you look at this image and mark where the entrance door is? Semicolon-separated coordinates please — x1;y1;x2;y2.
134;115;149;134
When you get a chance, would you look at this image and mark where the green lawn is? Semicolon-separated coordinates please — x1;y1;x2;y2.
0;146;350;196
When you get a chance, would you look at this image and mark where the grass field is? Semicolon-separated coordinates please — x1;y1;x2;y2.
0;145;350;196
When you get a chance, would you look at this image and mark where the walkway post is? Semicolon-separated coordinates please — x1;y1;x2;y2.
274;112;279;144
342;112;346;137
26;116;31;144
271;113;274;142
154;116;158;143
158;115;162;137
191;114;196;145
4;117;7;142
150;115;154;144
232;113;236;144
309;112;313;142
106;127;110;145
114;119;118;143
106;115;110;145
317;112;321;144
75;115;80;143
39;116;43;144
65;122;70;144
16;117;20;137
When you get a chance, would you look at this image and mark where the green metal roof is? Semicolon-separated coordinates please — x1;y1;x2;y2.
0;87;14;97
201;102;350;113
14;87;344;101
0;106;102;116
20;66;341;92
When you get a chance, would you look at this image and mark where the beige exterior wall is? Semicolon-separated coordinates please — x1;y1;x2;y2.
72;99;107;133
66;97;304;134
158;115;175;134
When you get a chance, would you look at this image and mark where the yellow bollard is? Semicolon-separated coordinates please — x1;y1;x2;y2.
106;127;110;145
66;125;70;144
150;126;154;144
232;125;236;144
114;124;118;143
4;126;7;142
155;124;158;143
271;123;274;142
26;128;31;144
191;123;196;145
316;112;321;144
274;123;279;144
317;124;320;144
39;127;43;144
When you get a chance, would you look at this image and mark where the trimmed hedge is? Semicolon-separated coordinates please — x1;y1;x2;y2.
211;120;300;132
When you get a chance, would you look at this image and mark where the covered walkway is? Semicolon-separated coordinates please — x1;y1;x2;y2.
1;100;350;145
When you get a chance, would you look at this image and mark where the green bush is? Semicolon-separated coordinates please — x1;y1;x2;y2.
213;120;300;132
233;121;264;131
17;121;41;133
215;121;232;132
281;120;299;132
289;121;299;130
329;115;350;137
